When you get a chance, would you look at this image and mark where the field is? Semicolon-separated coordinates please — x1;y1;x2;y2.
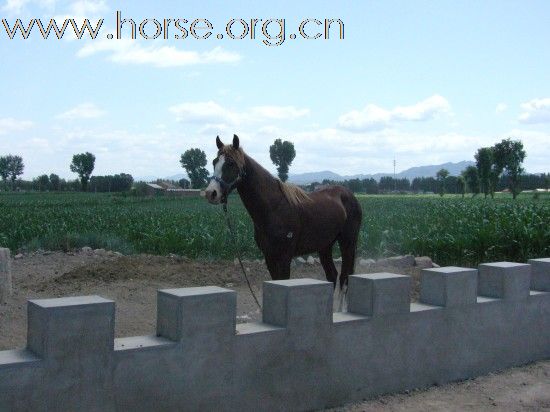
0;191;549;266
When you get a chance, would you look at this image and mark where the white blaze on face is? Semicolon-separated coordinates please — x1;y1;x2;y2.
205;154;225;203
213;154;225;178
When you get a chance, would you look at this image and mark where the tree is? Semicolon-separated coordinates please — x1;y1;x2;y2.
269;139;296;182
457;176;466;198
1;155;24;190
49;174;61;191
436;168;449;197
37;174;50;191
0;157;9;184
412;176;438;193
488;162;502;199
363;178;379;194
89;174;134;192
475;147;493;198
178;178;190;189
462;166;480;197
493;138;526;199
70;152;96;191
180;148;209;189
0;157;9;191
346;178;363;193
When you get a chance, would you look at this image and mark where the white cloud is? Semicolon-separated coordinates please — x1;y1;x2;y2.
337;95;451;132
69;0;107;16
495;103;508;114
57;102;105;120
2;0;104;15
169;101;239;125
2;0;57;15
1;0;31;14
518;98;550;124
77;39;241;68
0;117;33;135
169;101;310;127
250;106;310;120
4;120;549;180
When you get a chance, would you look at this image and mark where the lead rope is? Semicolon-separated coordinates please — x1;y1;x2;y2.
222;202;262;310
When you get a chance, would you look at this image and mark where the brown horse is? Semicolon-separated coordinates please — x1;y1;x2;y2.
205;135;363;290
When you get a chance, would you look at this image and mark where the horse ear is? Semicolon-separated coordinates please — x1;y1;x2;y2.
232;134;240;150
216;136;223;149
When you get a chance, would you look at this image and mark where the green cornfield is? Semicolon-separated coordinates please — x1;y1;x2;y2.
0;192;548;266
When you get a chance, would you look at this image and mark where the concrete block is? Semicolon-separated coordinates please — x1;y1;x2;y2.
420;266;478;307
157;286;236;341
528;258;550;291
0;248;12;303
27;295;115;359
262;278;333;328
26;295;116;410
478;262;530;300
348;273;411;316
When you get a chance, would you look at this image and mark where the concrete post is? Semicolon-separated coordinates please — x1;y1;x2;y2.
478;262;531;300
26;295;115;410
528;258;550;291
420;267;478;307
156;286;237;410
157;286;236;341
262;278;333;329
348;273;411;316
0;248;12;304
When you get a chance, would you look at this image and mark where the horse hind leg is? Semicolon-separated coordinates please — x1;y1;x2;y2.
319;247;338;286
319;246;346;312
338;229;359;289
337;220;361;312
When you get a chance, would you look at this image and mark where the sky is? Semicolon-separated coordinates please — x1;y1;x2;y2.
0;0;549;180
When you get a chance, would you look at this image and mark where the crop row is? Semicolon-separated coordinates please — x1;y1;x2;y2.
0;193;548;265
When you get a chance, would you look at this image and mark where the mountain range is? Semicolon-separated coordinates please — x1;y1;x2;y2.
137;161;475;184
287;161;475;185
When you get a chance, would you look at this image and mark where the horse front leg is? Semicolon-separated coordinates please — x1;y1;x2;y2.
265;254;292;280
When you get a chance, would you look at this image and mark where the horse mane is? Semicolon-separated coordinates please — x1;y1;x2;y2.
277;180;312;206
223;144;310;206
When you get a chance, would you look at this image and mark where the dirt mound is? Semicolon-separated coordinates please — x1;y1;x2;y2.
53;255;270;287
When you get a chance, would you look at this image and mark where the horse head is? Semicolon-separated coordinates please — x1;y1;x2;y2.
205;134;246;204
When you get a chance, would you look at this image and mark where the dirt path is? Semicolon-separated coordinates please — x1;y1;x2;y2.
327;360;550;411
0;251;548;411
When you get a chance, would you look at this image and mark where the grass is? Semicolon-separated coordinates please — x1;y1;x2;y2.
0;191;548;266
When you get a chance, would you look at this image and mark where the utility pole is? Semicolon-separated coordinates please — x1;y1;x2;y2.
393;158;397;191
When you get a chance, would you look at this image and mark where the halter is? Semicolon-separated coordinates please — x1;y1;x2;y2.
210;175;240;192
210;168;246;203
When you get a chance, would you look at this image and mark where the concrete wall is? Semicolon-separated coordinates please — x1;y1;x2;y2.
1;259;549;411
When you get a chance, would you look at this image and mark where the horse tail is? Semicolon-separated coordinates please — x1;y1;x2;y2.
337;188;363;288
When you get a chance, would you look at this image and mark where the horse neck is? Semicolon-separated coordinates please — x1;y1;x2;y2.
236;155;283;226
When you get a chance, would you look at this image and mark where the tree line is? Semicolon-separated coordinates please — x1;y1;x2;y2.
311;138;540;197
0;152;132;192
1;136;544;196
311;172;548;195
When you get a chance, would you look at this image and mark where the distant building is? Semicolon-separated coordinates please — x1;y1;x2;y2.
145;183;164;196
145;182;201;197
155;181;179;190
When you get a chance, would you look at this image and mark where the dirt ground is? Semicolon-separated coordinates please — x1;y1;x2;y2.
1;250;548;411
